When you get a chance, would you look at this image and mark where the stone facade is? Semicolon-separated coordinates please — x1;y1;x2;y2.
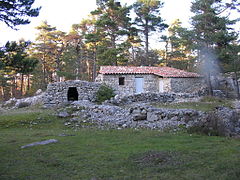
96;74;159;95
44;80;101;107
170;78;205;93
96;73;204;96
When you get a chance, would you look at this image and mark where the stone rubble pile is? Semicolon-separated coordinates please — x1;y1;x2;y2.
67;101;132;129
60;99;240;136
1;92;44;109
130;106;205;130
206;106;240;136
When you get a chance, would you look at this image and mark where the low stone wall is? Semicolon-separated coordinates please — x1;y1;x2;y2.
105;92;200;105
129;106;205;130
63;101;240;136
44;80;101;107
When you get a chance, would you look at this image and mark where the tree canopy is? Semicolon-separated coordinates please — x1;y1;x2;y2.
0;0;41;29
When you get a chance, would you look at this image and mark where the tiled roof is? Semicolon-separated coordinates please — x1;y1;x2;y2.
99;66;201;78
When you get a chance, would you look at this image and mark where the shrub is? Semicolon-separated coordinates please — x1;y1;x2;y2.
17;101;31;108
96;85;115;104
187;112;232;136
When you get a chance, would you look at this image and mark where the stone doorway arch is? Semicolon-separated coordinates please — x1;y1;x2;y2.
67;87;78;101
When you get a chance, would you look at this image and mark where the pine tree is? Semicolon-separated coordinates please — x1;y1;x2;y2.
166;19;195;70
191;0;239;95
91;0;132;66
32;21;66;87
0;40;38;98
133;0;168;65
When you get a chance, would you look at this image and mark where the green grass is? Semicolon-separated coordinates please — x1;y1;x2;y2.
0;107;240;180
152;96;233;112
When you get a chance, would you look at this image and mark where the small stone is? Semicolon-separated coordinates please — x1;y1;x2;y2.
57;111;70;118
122;124;127;128
58;133;75;137
70;117;79;122
35;89;43;95
141;109;147;114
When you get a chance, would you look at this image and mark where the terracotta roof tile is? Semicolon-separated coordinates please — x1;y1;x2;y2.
99;66;201;78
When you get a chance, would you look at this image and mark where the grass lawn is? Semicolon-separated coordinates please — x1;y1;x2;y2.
0;106;240;180
152;96;233;112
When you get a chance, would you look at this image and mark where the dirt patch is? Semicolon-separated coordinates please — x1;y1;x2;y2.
129;150;182;168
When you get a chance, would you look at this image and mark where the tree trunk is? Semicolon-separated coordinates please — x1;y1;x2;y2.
145;20;149;66
27;74;30;91
20;74;24;97
207;72;213;96
11;76;17;98
86;59;91;81
111;35;117;66
165;40;169;65
0;86;3;102
55;58;61;82
55;46;64;82
75;44;82;80
42;55;47;89
131;46;135;64
234;59;240;99
92;47;97;81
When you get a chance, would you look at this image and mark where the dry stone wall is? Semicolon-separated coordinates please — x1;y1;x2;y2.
63;101;240;136
105;92;200;106
44;80;101;107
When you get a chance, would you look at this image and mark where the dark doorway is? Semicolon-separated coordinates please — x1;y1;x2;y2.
67;87;78;101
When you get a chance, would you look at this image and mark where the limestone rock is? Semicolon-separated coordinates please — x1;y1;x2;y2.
57;111;70;118
21;139;58;148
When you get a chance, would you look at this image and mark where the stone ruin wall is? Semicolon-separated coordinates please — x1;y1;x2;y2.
44;80;101;107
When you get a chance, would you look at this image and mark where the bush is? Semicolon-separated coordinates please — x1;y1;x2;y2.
96;85;115;104
17;101;31;108
187;111;232;136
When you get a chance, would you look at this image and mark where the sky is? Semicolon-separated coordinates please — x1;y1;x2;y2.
0;0;197;46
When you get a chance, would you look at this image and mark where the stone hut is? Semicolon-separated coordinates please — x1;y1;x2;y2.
96;66;204;96
44;80;101;107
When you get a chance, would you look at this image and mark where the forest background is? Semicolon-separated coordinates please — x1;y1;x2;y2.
0;0;239;100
